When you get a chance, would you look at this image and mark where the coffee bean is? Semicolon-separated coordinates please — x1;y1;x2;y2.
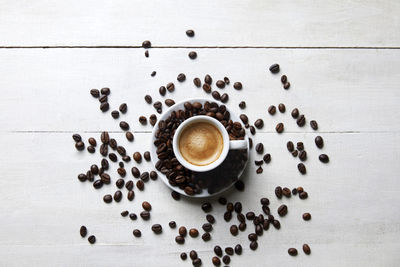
99;102;109;112
310;120;318;130
202;232;211;241
255;143;264;154
175;235;185;244
222;76;229;85
250;241;258;250
291;108;299;118
224;212;231;222
142;201;152;211
80;226;87;237
144;95;152;104
93;179;103;189
75;141;85;151
103;194;112;203
319;154;329;163
117;146;126;156
88;235;96;244
99;94;108;103
204;74;212;85
214;245;223;257
144;50;149;57
298;163;306;174
268;105;276;115
233;82;242;90
129;213;137;220
137;180;145;190
230;225;238;236
269;63;280;73
272;219;280;229
201;202;212;212
288;248;298;256
119;121;129;130
189;250;198;260
240;114;248;124
224;247;234;256
188;51;197;59
256;166;263;174
125;180;134;191
206;214;215;224
278;103;286;113
233;202;242;213
282;187;291;198
281;75;287;83
283;82;290;89
202;223;212;232
149;114;157;126
151;224;162;234
216;80;225;88
303;244;311;255
113;190;122;202
109;153;117;162
250;126;256;135
299;150;307;161
166;82;175;92
111;110;119;119
255;160;263;166
120;210;129;217
239;101;246;109
297;115;306;127
90;89;100;98
276;122;284;133
212;91;221;100
133;152;142;162
254;119;264;129
292;188;298;195
165;99;175;107
127;190;134;201
177;73;186;82
237;213;245;223
212;256;220;266
132;229;141;237
178;226;187;237
142;40;151;48
202;83;211;93
220;93;229;103
292;150;298;157
299;191;308;199
115;178;124;189
138;115;147;125
193;77;201;87
171;191;180;200
278;204;288;217
109;138;117;149
140;211;150;220
315;136;324;148
77;173;87;182
275;186;283;199
185;29;195;37
159;86;166;96
119;103;127;114
100;87;110;96
72;134;82;142
188;228;199;238
218;197;227;205
297;142;304;151
245;211;255;220
100;173;110;184
263;153;271;164
297;186;304;193
222;255;230;264
151;71;156;77
303;212;311;221
129;167;139;179
239;222;247;231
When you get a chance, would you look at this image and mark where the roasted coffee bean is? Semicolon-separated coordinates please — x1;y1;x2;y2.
260;197;270;206
144;95;152;104
131;167;140;178
268;105;276;115
303;244;311;255
319;154;330;163
201;202;212;212
166;82;175;92
222;255;230;264
100;173;110;184
127;190;135;201
202;232;211;241
119;162;124;168
159;86;166;96
282;187;291;198
299;191;308;199
113;190;122;202
151;71;156;77
132;229;141;237
80;225;87;237
227;202;234;212
310;120;318;130
288;248;298;256
93;179;103;189
220;93;229;103
248;233;257;242
212;91;221;100
72;134;82;142
269;63;280;73
120;210;129;217
186;29;195;37
292;150;298;157
109;138;117;149
292;188;298;195
87;145;95;153
239;222;247;231
249;126;256;135
177;73;186;82
144;50;149;57
214;245;223;257
278;204;288;217
223;76;230;84
103;194;112;203
278;103;286;113
239;114;248;124
180;252;187;261
109;153;117;162
287;141;294;152
256;224;264;236
225;247;234;256
140;211;150;220
149;114;157;126
125;180;134;190
202;223;212;232
273;219;281;229
281;75;287;83
111;110;119;119
212;256;220;266
189;228;199;237
297;142;304;151
255;143;264;154
230;225;238;236
90;89;100;98
250;241;258;250
255;160;263;166
297;115;306;127
276;122;284;133
142;40;151;48
204;74;212;85
298;163;306;174
151;224;162;234
218;197;227;205
171;191;180;200
190;250;198;260
239;101;246;109
299;150;307;161
303;212;311;221
119;103;127;113
188;51;197;59
136;180;144;190
100;87;110;95
237;213;245;223
128;213;136;221
193;77;201;87
175;235;185;244
75;141;85;151
88;235;96;244
263;153;271;163
262;205;270;215
297;186;304;193
275;186;283;199
216;80;225;88
233;81;243;90
117;146;126;156
87;138;96;147
99;94;108;103
167;221;176;229
139;116;147;125
256;166;263;174
100;102;109;112
133;152;142;162
119;121;129;130
165;99;175;107
77;173;87;182
254;119;264;129
142;151;150;161
246;211;256;220
178;226;187;237
142;201;152;211
116;178;124;189
206;214;215;224
315;136;324;148
235;180;245;191
283;82;290;89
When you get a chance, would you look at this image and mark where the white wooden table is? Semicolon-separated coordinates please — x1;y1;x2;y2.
0;1;399;266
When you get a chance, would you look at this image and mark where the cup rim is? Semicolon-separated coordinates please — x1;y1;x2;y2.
172;115;230;172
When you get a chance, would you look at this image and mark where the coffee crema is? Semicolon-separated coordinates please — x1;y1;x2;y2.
178;122;223;166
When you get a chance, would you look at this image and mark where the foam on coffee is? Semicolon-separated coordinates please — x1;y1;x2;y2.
178;122;223;166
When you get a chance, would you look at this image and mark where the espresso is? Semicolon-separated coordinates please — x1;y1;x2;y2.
179;122;223;166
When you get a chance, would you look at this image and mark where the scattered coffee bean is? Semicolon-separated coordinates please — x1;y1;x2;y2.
273;220;281;229
204;74;212;85
142;201;152;211
113;190;122;202
142;40;151;48
177;73;186;82
297;142;304;151
225;247;234;256
218;197;227;205
140;211;150;220
224;77;230;84
234;202;242;213
100;102;109;112
180;252;187;261
93;179;103;189
255;160;263;166
297;163;306;174
297;186;304;193
303;244;311;255
303;212;311;221
276;122;284;133
80;226;87;237
202;232;211;241
230;225;238;236
151;224;162;234
109;153;118;162
299;150;307;161
178;226;187;237
175;235;184;244
269;63;280;73
260;197;270;205
119;103;127;113
288;248;298;256
159;86;166;96
111;110;119;119
90;89;100;98
133;229;141;237
283;82;290;89
72;134;82;142
201;202;212;212
150;71;156;77
281;75;287;83
255;143;264;154
315;136;324;148
310;120;318;130
202;83;211;93
131;167;140;178
165;99;175;107
240;114;248;124
186;29;195;37
116;178;124;189
139;116;147;125
88;235;96;244
149;114;157;126
239;101;246;109
268;105;276;115
206;214;215;224
297;115;306;127
278;103;286;113
212;256;220;266
212;91;221;100
263;153;271;163
129;213;137;221
189;228;199;238
254;119;264;129
125;180;134;191
291;108;299;118
250;241;258;250
166;82;175;92
119;121;129;130
292;150;298;157
282;187;291;198
120;210;129;217
256;166;263;174
222;255;230;264
188;51;197;59
193;77;201;87
275;186;283;199
233;82;242;90
216;80;225;88
202;223;213;232
144;95;152;104
319;154;330;163
214;245;223;257
99;95;107;103
220;93;229;103
278;204;288;217
133;152;142;162
103;194;112;203
299;191;308;199
127;190;135;201
75;141;85;151
136;180;144;191
171;191;180;200
292;188;298;195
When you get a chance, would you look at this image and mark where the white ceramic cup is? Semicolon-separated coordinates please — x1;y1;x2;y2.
172;115;248;172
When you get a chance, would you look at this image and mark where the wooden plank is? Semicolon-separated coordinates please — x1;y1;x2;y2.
0;131;399;267
0;48;399;133
0;0;399;47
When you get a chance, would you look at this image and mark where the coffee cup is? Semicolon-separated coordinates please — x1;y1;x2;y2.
173;115;248;172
